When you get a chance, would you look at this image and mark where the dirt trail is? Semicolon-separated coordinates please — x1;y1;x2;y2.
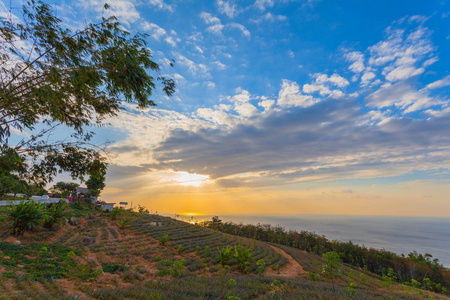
265;245;307;277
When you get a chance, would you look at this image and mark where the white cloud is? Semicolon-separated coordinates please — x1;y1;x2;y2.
79;0;140;25
361;72;376;86
365;80;435;113
258;99;275;111
254;0;274;10
425;75;450;90
207;24;225;36
200;12;221;24
172;52;210;76
234;102;259;117
217;0;239;18
165;36;179;47
229;23;251;37
142;22;167;40
213;60;226;70
314;73;349;88
195;46;204;54
385;65;424;82
252;12;287;23
346;51;365;73
302;73;348;98
278;80;318;108
230;88;251;103
148;0;174;12
205;81;216;88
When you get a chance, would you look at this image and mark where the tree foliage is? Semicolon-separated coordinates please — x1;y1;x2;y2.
51;181;79;197
0;0;175;185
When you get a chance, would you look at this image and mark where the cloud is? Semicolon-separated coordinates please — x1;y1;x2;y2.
217;0;239;18
278;80;318;107
172;52;210;76
425;75;450;90
200;12;221;24
228;23;251;37
346;51;365;73
153;99;450;187
254;0;274;11
148;0;174;12
141;22;167;40
251;12;288;23
78;0;140;25
365;80;436;113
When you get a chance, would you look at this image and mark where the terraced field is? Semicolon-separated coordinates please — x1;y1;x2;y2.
0;208;446;299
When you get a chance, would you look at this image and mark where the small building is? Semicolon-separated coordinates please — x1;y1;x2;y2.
101;203;115;212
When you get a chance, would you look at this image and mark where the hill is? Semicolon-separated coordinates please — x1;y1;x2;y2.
0;205;448;299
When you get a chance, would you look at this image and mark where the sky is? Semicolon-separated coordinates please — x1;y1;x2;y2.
3;0;450;216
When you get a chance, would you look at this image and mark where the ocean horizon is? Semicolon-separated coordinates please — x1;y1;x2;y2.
172;213;450;268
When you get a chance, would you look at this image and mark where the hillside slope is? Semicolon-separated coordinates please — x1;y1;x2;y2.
0;208;447;299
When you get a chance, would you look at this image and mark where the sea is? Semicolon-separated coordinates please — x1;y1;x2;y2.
176;214;450;267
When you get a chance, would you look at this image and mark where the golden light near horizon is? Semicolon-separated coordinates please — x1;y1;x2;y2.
145;170;213;187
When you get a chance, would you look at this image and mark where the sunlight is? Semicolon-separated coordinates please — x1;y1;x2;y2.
169;171;213;187
145;170;213;187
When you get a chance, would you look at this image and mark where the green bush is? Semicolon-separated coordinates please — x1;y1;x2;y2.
234;244;253;273
117;217;131;230
43;201;70;229
218;245;233;266
2;200;45;235
159;233;169;245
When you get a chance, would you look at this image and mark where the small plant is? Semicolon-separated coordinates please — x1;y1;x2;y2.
382;268;397;287
359;273;367;284
234;244;253;273
347;281;358;295
271;279;283;288
3;200;45;235
117;217;131;230
170;259;186;278
43;202;70;229
109;207;121;221
218;245;233;266
159;233;169;245
195;245;202;255
204;246;211;257
227;278;237;288
177;245;184;253
308;272;320;281
256;259;266;277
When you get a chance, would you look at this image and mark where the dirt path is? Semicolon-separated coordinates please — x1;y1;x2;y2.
265;245;307;277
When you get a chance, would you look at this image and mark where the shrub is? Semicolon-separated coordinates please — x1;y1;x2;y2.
102;263;128;274
171;259;186;278
256;259;266;277
3;200;45;235
117;217;131;230
159;233;169;245
321;251;342;299
43;201;70;229
234;244;253;273
218;245;233;266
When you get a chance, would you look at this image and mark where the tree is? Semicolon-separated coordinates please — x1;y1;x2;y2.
85;159;106;197
322;251;342;300
0;0;175;185
51;181;79;197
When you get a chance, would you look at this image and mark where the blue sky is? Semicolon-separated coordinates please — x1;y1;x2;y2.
3;0;450;216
